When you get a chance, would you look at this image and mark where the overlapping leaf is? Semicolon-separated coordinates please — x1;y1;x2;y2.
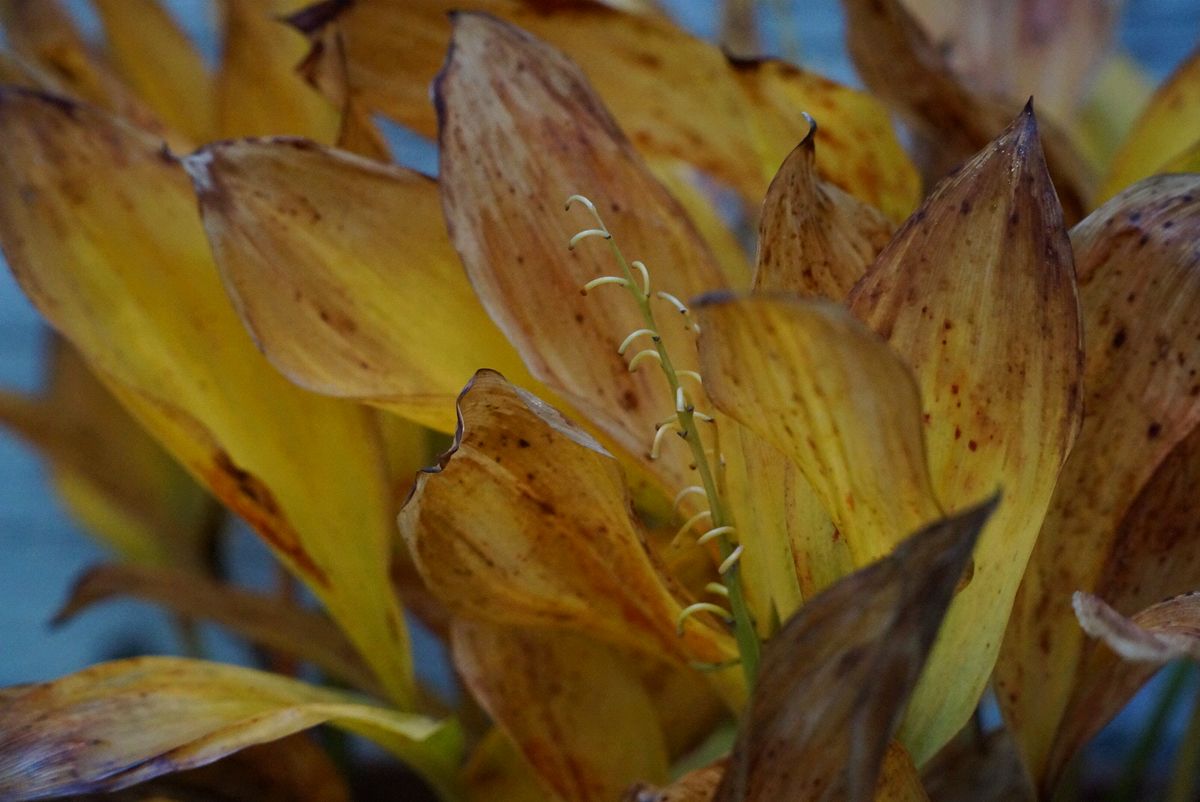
214;0;340;141
453;619;670;802
753;120;893;297
842;0;1094;221
436;12;724;493
900;0;1123;127
187;138;531;434
698;296;941;568
55;563;380;696
996;174;1200;786
849;106;1082;762
398;370;739;679
288;0;919;218
711;500;994;802
0;657;459;802
91;0;213;143
0;88;413;705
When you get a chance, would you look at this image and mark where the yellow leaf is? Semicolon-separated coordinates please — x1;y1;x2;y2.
436;12;725;494
92;0;215;143
697;296;942;566
0;88;413;705
186;138;530;434
996;174;1200;787
728;57;920;222
288;0;918;217
215;0;339;140
753;122;893;297
398;371;740;689
0;657;460;802
453;620;670;802
849;106;1083;763
712;500;995;802
1100;46;1200;200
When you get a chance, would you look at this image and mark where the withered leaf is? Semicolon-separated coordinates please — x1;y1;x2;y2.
290;0;919;217
849;105;1082;763
712;499;996;802
1040;422;1200;786
52;735;352;802
996;174;1200;787
0;88;413;704
187;137;532;434
841;0;1094;222
0;657;460;802
453;619;670;802
753;120;893;298
398;371;739;682
55;563;380;696
436;12;724;494
900;0;1121;128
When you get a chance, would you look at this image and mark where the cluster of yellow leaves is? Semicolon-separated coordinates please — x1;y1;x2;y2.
0;2;1198;802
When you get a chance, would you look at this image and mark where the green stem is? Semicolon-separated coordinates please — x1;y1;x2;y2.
598;233;761;687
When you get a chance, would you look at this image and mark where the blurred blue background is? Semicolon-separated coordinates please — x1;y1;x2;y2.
0;0;1198;795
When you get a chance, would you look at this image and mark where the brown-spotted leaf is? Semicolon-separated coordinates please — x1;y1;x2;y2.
728;57;920;222
186;138;532;434
697;295;943;569
289;0;919;220
1040;422;1200;785
841;0;1094;222
849;106;1083;763
398;370;739;679
92;0;214;143
0;88;412;705
1100;46;1200;200
453;619;670;802
753;120;893;297
996;174;1200;785
54;563;380;696
0;340;219;569
0;657;460;802
437;12;725;493
712;499;995;802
